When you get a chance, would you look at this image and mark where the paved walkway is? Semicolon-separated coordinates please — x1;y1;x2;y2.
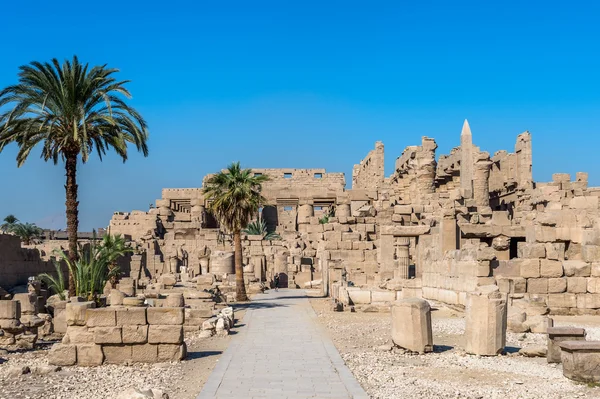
197;289;368;399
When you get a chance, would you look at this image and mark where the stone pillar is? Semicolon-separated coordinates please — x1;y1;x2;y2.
440;213;458;253
378;234;396;280
460;119;474;199
415;137;437;200
515;132;533;190
465;286;508;356
297;204;314;224
394;237;410;279
130;254;143;280
391;298;433;353
336;203;351;218
473;151;492;207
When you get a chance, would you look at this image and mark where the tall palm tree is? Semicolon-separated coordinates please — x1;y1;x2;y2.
11;222;43;245
0;56;149;296
203;162;268;301
0;215;19;233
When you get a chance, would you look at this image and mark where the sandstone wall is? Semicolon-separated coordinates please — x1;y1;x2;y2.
0;235;57;290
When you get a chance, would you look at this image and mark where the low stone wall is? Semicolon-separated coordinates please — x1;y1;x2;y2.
48;302;186;366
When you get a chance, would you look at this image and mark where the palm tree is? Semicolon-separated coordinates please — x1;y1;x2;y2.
203;162;268;301
99;233;132;288
11;222;43;245
0;215;19;233
243;219;281;240
0;56;149;296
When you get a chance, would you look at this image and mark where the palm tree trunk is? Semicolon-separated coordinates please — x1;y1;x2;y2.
233;230;248;301
65;153;79;297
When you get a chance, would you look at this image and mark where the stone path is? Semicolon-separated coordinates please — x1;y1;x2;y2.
197;289;368;399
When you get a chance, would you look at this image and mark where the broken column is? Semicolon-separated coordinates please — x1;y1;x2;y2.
473;151;492;207
394;237;410;279
0;300;23;347
460;119;474;198
465;286;507;356
415;137;438;199
391;298;433;353
515;132;533;189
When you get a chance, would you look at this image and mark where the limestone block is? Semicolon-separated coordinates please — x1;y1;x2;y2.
165;293;185;307
583;246;600;263
540;260;564;278
116;307;147;326
465;287;507;356
102;344;133;364
518;242;546;259
0;301;20;319
371;291;396;303
588;278;600;293
559;341;600;382
497;277;527;294
147;308;184;325
48;344;77;366
391;298;433;353
77;344;104;366
85;308;117;327
563;260;591;277
519;259;541;278
568;277;588;294
592;263;600;277
547;327;586;363
65;325;94;344
0;318;23;330
13;293;37;314
122;297;145;307
545;243;565;260
93;326;122;344
548;293;577;309
348;289;371;305
157;343;186;362
66;302;95;326
148;325;183;344
569;196;598;210
122;325;148;344
132;343;158;363
527;278;548;294
576;294;600;309
548;278;567;293
109;290;125;306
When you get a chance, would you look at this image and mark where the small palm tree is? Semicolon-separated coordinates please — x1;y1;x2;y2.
1;215;19;233
99;233;132;288
0;56;149;296
204;162;268;301
11;222;43;245
243;219;281;240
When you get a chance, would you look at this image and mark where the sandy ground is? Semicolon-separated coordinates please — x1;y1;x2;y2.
311;298;600;399
0;309;245;399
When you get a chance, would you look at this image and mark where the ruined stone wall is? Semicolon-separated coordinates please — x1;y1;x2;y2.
352;141;385;191
0;235;57;290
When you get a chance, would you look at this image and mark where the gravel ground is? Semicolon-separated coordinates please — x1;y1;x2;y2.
311;298;600;399
0;311;244;399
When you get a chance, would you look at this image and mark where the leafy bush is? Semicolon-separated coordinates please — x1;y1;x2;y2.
39;262;67;300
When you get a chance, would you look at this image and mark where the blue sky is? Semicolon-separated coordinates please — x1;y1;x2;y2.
1;1;600;230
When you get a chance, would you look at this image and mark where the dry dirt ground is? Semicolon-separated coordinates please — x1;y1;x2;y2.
0;309;245;399
311;297;600;399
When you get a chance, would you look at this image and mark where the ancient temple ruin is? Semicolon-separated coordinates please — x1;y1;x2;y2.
108;120;600;317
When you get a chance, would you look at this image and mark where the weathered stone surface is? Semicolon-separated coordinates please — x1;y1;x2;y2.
132;343;158;363
465;286;507;356
66;302;95;326
540;260;563;278
146;308;184;325
77;344;104;366
102;345;133;364
560;341;600;382
85;308;116;327
93;327;122;344
391;298;433;353
548;327;586;363
48;344;77;366
122;325;148;344
116;307;147;326
148;325;183;344
157;343;186;362
0;300;20;319
65;325;94;344
563;260;591;277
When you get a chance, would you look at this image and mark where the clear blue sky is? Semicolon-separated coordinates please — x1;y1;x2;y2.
1;1;600;230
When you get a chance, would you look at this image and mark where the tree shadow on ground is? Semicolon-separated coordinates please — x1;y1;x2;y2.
233;301;289;311
186;350;222;360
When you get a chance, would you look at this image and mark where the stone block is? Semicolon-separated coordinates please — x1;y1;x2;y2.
102;344;133;364
116;307;147;326
66;302;95;326
148;325;183;344
391;298;433;353
93;327;122;344
77;344;104;366
465;287;507;356
545;243;565;260
540;260;563;278
371;291;396;303
48;344;77;366
0;301;20;319
519;259;540;278
527;278;548;294
567;277;587;294
563;260;591;277
146;308;184;325
65;325;94;344
122;325;148;344
518;242;546;259
13;293;37;314
559;341;600;382
132;344;158;363
576;294;600;309
548;293;577;309
583;246;600;263
547;327;586;363
348;289;371;305
588;278;600;293
548;278;567;293
157;343;187;362
85;308;116;327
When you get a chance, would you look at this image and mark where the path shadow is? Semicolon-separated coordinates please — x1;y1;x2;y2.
186;350;223;360
433;345;454;353
233;301;289;311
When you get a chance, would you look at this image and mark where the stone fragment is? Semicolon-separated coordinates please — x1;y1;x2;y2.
157;343;186;362
85;308;117;327
563;260;591;277
48;344;77;366
165;293;184;307
93;326;123;344
519;345;547;357
102;344;133;364
110;289;126;306
0;300;20;319
465;286;507;356
559;341;600;382
122;297;145;307
148;325;183;344
547;327;586;363
117;307;147;326
147;308;184;325
123;325;149;344
66;302;95;326
391;298;433;353
77;344;104;366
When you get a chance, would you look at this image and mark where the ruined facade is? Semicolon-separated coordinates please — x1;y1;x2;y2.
107;120;600;316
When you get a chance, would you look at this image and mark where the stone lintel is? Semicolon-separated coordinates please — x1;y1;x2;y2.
380;225;430;236
547;327;586;337
559;340;600;351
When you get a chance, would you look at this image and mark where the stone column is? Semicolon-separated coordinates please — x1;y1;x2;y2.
297;204;314;224
465;286;508;356
391;298;433;353
473;151;492;207
460;119;474;199
394;237;410;279
378;234;396;280
415;137;437;201
336;203;351;218
515;132;533;190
